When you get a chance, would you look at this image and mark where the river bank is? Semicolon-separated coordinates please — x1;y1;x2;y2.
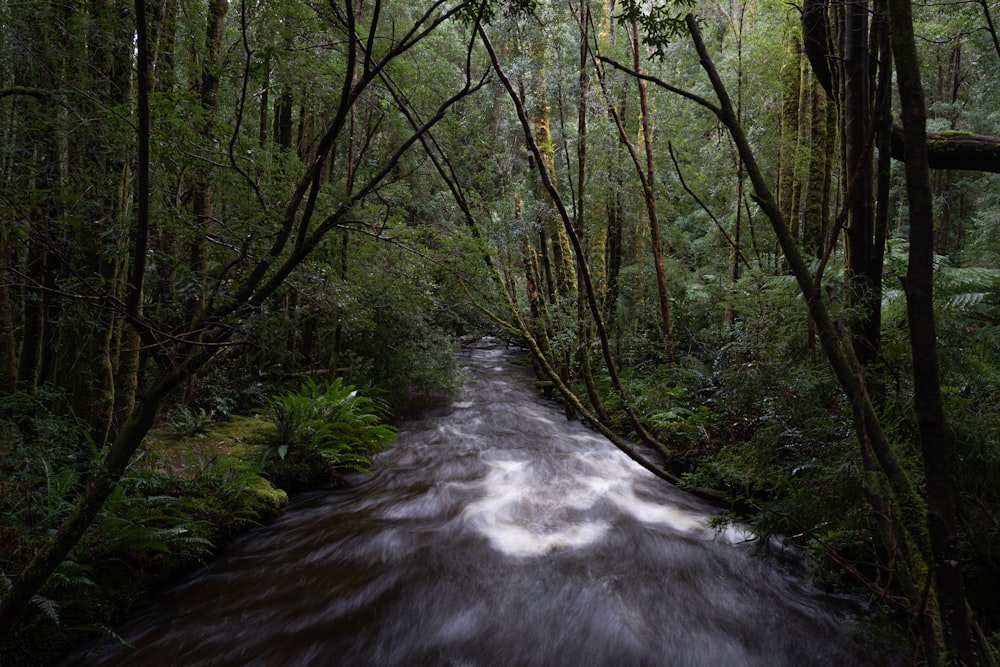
1;415;337;666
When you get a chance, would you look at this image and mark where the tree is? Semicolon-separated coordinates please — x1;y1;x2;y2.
888;0;980;658
0;0;489;637
663;10;953;662
629;17;675;362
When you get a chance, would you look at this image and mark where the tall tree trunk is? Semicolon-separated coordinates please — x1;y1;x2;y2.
605;184;623;336
532;93;576;300
0;230;15;394
182;0;228;406
931;44;961;256
116;0;155;429
778;30;802;227
803;79;830;258
791;46;810;239
526;32;575;385
886;0;980;661
630;19;674;362
844;0;879;367
574;2;606;421
149;0;178;92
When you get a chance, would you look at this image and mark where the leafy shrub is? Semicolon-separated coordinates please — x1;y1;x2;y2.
258;377;396;474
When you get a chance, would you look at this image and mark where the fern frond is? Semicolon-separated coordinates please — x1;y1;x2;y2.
942;291;989;313
31;594;60;624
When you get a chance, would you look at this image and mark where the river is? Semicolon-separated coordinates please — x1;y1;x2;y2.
70;340;900;666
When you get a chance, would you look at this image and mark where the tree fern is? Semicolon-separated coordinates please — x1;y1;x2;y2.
881;241;1000;326
936;265;1000;320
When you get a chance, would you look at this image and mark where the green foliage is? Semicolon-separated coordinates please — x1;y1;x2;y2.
614;363;719;452
0;387;91;461
0;390;95;574
259;378;396;474
617;0;698;58
1;559;93;628
0;411;289;664
167;406;215;438
85;484;213;558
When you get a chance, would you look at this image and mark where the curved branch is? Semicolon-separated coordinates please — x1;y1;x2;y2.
597;55;722;115
478;21;671;460
227;0;268;210
667;141;752;271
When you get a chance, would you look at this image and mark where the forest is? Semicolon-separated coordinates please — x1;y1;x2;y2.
2;0;1000;663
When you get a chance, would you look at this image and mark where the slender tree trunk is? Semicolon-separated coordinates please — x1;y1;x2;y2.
149;0;178;92
605;184;623;335
532;92;575;300
887;0;980;661
844;0;879;367
185;0;228;331
790;47;809;238
181;0;228;406
778;30;802;227
803;80;830;257
867;0;892;403
0;230;15;394
16;235;45;393
631;20;674;362
931;44;961;256
574;3;607;421
526;39;575;385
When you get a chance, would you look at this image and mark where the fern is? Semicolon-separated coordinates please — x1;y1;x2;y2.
45;559;94;590
88;484;214;557
258;377;396;472
167;406;215;438
31;594;60;625
880;247;1000;327
942;291;989;313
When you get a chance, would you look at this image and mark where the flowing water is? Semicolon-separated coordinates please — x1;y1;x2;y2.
72;341;899;666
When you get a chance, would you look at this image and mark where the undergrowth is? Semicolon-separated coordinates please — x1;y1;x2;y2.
1;375;397;666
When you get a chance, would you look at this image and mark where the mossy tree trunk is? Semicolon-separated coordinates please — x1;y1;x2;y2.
778;30;802;231
803;79;830;258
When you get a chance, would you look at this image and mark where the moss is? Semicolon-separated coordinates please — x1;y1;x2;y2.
1;413;302;665
247;476;289;509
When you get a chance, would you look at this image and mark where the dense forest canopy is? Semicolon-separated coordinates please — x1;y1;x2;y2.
3;0;1000;663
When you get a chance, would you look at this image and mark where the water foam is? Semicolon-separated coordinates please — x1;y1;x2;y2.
460;453;734;557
